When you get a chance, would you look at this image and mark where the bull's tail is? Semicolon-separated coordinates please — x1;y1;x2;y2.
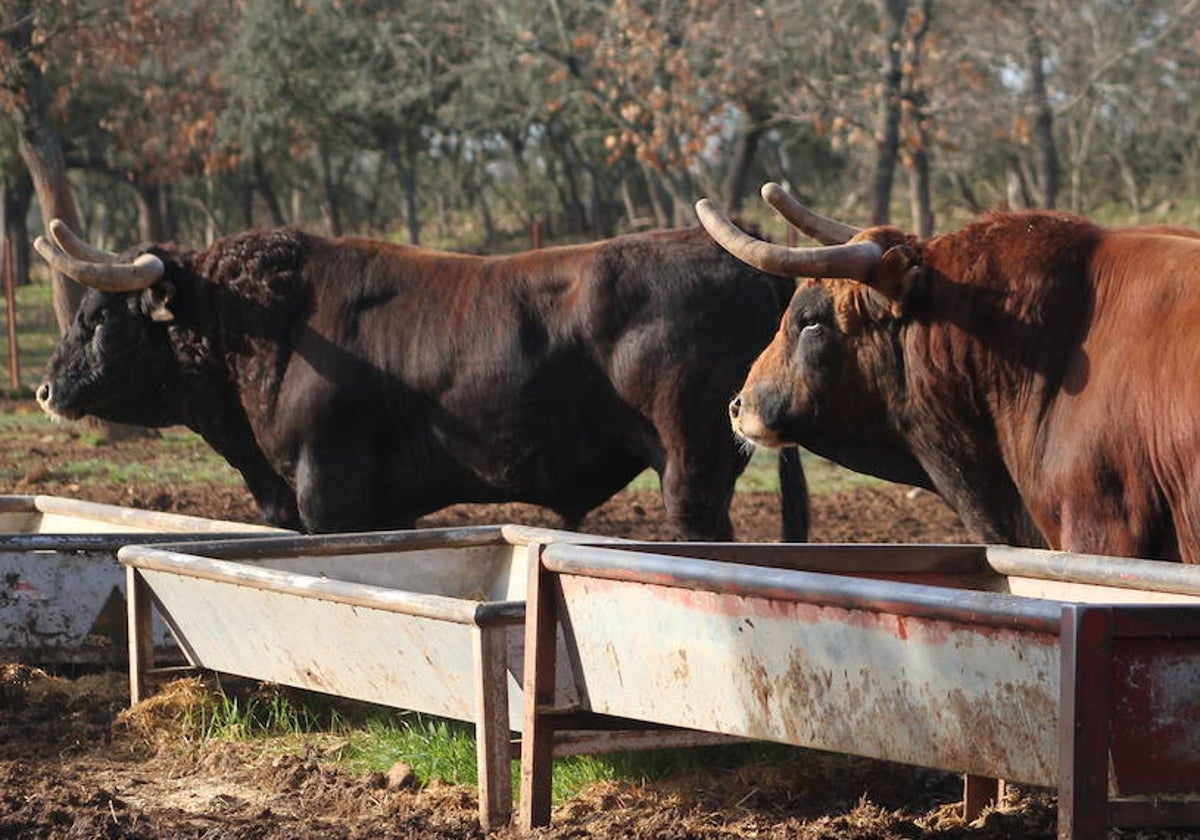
777;446;810;542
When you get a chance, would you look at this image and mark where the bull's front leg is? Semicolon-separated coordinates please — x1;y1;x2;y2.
293;436;411;533
659;452;737;541
243;469;301;530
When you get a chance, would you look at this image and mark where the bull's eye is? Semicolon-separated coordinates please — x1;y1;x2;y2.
797;319;837;375
91;323;107;347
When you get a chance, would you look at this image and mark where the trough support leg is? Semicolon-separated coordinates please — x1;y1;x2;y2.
1058;606;1113;840
126;566;155;705
473;625;513;831
962;775;1004;821
518;544;559;832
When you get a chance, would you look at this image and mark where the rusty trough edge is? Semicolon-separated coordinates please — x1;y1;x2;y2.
126;524;512;561
0;532;290;552
540;543;1064;633
500;523;630;547
987;544;1200;598
117;544;524;626
578;541;990;574
0;493;38;512
24;494;287;533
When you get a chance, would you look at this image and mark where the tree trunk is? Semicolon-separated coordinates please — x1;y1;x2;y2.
2;2;84;333
951;171;983;215
3;3;154;438
722;101;772;214
1021;3;1059;209
2;171;33;287
545;124;590;236
318;144;343;237
252;154;286;227
642;164;670;229
869;0;907;225
902;0;934;237
908;138;934;238
470;163;496;249
383;140;423;245
132;180;174;242
402;136;421;246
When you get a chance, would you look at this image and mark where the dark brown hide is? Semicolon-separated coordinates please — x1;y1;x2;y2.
39;226;806;539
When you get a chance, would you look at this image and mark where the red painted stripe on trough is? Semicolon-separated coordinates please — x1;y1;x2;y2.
541;543;1064;634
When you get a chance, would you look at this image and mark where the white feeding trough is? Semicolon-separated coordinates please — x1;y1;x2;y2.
519;541;1200;839
0;494;288;664
118;525;717;830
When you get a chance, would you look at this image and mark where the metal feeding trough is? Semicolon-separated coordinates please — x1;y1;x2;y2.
117;525;721;830
0;494;289;664
518;541;1200;839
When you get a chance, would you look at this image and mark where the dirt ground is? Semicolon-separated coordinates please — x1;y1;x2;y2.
0;405;1180;839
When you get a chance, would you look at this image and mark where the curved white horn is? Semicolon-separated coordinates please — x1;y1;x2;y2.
47;218;125;264
695;198;881;280
35;220;163;292
761;183;863;245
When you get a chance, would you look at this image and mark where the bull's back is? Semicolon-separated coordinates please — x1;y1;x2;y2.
298;227;786;391
577;229;790;404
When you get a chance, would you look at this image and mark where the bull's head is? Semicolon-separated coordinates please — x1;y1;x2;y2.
33;220;182;425
697;184;933;490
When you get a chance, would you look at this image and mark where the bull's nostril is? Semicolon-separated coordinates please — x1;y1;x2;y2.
728;395;741;420
36;383;50;405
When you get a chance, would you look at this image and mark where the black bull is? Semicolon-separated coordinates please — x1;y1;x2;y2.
34;222;807;539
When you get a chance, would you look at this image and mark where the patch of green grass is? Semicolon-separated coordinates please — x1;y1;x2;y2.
795;451;887;496
193;689;344;742
191;685;804;804
341;714;481;786
0;277;58;394
163;681;355;748
0;404;51;432
541;741;801;804
0;401;244;488
336;709;802;803
627;448;885;498
741;448;886;495
36;450;236;486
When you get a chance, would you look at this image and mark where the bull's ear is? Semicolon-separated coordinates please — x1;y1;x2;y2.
870;245;920;316
140;282;175;323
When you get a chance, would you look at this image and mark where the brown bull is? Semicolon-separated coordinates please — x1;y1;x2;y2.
698;182;1200;561
34;219;807;538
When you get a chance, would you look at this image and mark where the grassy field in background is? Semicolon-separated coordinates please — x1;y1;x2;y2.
2;275;57;395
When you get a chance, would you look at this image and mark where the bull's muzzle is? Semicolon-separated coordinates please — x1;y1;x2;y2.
35;381;68;421
728;395;742;422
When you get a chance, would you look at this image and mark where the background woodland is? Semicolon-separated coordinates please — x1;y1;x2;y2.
3;0;1200;289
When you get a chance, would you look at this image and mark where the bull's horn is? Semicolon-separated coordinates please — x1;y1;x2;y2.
761;182;862;245
695;198;881;280
34;220;163;291
48;218;122;264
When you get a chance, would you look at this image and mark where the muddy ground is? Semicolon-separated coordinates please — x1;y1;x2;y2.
0;404;1185;838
